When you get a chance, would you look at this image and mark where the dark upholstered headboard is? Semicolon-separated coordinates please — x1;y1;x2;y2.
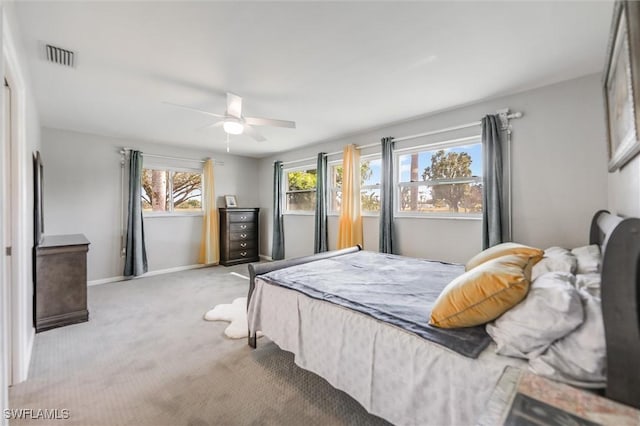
592;210;640;408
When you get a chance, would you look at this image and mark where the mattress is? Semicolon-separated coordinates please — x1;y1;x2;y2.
258;251;491;358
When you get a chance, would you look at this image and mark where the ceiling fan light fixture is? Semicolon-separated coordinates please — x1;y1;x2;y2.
223;119;244;135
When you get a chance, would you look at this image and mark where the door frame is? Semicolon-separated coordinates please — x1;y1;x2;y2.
2;7;33;390
2;76;13;397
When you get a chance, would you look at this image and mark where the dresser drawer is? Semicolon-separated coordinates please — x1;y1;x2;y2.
229;212;256;223
230;231;256;241
230;222;255;232
229;248;258;260
230;240;256;251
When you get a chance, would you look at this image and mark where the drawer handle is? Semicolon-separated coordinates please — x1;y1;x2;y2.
240;233;247;238
240;251;247;257
240;243;247;248
240;216;247;220
240;225;247;229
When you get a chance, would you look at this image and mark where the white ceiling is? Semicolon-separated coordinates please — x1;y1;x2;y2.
14;1;613;157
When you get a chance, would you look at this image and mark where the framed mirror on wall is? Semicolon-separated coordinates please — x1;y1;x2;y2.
33;151;44;246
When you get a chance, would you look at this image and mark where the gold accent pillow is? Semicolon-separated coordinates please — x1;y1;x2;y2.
429;254;533;328
465;242;544;272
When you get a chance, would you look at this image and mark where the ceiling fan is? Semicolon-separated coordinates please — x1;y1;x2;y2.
165;92;296;143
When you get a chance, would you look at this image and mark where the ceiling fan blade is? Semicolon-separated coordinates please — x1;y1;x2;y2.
243;125;267;142
163;102;226;118
226;92;243;118
196;120;224;131
244;116;296;129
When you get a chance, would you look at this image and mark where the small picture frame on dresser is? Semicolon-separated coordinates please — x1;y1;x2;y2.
224;195;238;208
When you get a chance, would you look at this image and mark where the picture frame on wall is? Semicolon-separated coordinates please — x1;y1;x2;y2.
225;195;238;208
604;1;640;172
33;151;45;245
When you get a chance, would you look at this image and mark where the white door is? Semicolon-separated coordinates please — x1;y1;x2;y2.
2;78;13;388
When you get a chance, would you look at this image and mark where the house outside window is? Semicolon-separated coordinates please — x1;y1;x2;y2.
329;155;381;215
396;138;483;217
284;166;317;212
141;168;203;215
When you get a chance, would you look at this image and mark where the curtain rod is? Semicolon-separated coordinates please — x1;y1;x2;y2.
279;142;379;166
277;111;523;166
120;148;224;166
392;112;523;143
393;135;481;154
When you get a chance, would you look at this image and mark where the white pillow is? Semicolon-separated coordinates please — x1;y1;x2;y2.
531;247;577;281
528;289;606;388
571;244;601;274
486;272;583;359
575;273;601;299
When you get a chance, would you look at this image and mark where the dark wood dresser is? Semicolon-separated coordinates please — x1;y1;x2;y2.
35;234;90;332
219;208;259;266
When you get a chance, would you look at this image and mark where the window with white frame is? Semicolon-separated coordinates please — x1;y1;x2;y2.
284;166;317;212
141;168;203;214
329;155;381;214
396;138;483;216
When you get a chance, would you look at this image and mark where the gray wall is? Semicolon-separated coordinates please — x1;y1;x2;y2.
41;127;260;281
608;155;640;217
258;74;609;262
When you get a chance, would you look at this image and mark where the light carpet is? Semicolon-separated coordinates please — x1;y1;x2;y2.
9;264;390;426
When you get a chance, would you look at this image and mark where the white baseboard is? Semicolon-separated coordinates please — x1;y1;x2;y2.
259;254;273;261
23;328;34;382
87;264;208;286
87;276;125;286
230;272;249;280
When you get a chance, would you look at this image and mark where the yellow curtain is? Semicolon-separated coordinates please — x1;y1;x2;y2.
199;159;220;264
337;145;363;249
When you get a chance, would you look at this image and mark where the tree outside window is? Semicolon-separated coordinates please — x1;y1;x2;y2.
397;141;482;216
331;157;381;213
141;169;202;213
285;168;317;211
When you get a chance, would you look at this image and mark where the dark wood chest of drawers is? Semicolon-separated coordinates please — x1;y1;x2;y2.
219;208;259;266
35;234;90;332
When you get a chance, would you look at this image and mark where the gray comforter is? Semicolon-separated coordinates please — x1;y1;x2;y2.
259;250;491;358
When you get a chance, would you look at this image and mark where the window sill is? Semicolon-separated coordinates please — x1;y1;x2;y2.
328;212;380;217
143;212;204;218
394;213;482;221
283;211;315;216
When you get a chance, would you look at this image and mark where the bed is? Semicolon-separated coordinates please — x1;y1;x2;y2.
246;211;640;425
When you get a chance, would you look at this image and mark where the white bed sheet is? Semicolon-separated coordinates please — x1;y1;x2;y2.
248;278;526;426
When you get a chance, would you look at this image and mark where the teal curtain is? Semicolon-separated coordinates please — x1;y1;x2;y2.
314;153;328;253
124;150;148;277
482;115;504;249
379;137;395;254
272;161;285;260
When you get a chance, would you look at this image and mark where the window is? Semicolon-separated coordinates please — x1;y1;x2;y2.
329;156;381;214
396;140;482;216
284;167;317;212
141;168;203;214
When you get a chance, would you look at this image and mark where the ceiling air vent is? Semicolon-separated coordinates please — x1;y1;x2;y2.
45;44;75;68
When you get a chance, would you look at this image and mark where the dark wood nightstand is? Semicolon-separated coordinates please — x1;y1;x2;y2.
219;208;260;266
